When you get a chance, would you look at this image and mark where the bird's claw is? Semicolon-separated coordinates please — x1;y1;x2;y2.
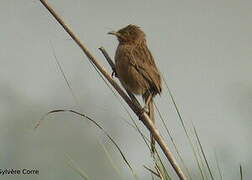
111;70;117;78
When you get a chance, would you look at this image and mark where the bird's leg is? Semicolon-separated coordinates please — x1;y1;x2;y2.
143;93;152;113
136;93;153;120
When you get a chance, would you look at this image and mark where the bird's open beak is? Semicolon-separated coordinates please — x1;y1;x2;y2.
107;31;120;37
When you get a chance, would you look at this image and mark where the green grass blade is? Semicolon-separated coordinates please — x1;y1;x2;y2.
194;137;209;180
154;152;172;180
214;151;222;180
65;153;90;180
143;165;160;178
240;164;243;180
193;126;214;180
162;76;205;180
50;41;81;108
154;102;192;180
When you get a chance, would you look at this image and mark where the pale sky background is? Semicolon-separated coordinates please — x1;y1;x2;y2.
0;0;251;179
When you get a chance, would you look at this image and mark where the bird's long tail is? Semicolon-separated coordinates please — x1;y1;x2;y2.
148;98;155;153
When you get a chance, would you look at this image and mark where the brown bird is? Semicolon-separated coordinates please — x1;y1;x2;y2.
108;24;162;153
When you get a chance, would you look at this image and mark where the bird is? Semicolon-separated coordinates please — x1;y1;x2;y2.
108;24;162;153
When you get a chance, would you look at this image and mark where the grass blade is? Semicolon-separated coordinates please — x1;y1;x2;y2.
162;76;205;179
240;164;243;180
154;102;192;180
36;109;137;179
193;126;214;180
214;152;222;180
66;153;90;180
143;165;160;178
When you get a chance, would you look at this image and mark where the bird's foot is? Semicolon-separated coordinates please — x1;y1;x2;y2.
111;70;117;77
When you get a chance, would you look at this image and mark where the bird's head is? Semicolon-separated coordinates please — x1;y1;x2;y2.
108;24;145;44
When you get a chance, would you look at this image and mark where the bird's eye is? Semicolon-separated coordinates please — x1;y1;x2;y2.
121;31;130;36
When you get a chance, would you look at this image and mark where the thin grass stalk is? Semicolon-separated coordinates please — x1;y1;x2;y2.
194;136;208;180
193;127;214;180
214;152;222;180
65;153;90;180
154;102;192;180
240;164;243;180
162;77;205;179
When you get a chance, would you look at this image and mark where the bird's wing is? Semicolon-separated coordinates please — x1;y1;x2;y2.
130;45;162;94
